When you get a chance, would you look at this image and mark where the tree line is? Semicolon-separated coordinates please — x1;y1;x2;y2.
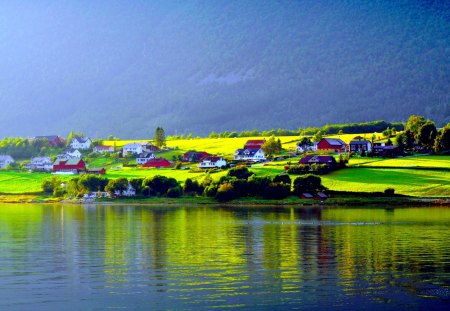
42;167;326;202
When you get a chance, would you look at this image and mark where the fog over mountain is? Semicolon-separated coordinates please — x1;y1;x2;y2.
1;0;449;138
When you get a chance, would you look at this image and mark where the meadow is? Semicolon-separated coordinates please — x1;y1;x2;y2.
321;168;450;197
1;136;449;198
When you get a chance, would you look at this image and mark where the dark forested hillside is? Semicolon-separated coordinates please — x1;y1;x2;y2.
0;0;449;138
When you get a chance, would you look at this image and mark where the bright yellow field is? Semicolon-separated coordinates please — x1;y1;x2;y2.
104;136;302;157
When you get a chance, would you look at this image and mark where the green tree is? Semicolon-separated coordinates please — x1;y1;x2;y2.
405;115;426;139
261;136;282;157
293;174;324;195
105;178;129;196
313;130;324;142
416;121;437;149
228;166;254;180
396;132;406;152
434;126;450;152
154;127;166;148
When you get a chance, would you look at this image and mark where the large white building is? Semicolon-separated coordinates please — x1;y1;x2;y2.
234;148;266;162
25;156;53;171
0;155;14;169
70;137;92;150
198;156;227;168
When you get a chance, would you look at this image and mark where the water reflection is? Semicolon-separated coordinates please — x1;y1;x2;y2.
0;205;448;310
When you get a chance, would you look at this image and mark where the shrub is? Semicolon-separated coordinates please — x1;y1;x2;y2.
215;183;236;202
384;188;395;195
183;178;203;195
293;174;323;195
247;176;272;196
273;174;291;185
262;183;291;199
227;166;254;180
204;184;218;197
167;186;183;198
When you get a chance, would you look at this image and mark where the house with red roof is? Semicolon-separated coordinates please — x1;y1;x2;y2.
142;158;171;168
317;138;347;152
234;139;267;162
244;139;266;149
53;158;86;174
198;156;227;168
182;151;209;162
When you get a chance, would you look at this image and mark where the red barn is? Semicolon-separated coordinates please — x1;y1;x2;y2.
53;158;86;174
244;139;266;149
317;138;347;152
142;158;171;168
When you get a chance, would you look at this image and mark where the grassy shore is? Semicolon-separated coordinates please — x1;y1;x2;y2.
1;192;448;207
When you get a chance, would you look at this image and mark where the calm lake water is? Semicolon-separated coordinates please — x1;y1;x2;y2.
0;204;449;310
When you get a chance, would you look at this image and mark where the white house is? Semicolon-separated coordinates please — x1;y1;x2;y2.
57;148;82;160
0;155;14;169
349;138;372;153
70;137;92;150
136;152;156;165
234;148;266;162
122;143;143;156
297;141;318;153
198;156;227;168
93;145;115;153
26;156;53;171
115;183;136;197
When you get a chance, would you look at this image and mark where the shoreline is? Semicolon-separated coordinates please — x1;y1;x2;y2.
1;193;449;207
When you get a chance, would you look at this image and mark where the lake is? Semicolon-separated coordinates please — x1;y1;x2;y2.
0;204;449;310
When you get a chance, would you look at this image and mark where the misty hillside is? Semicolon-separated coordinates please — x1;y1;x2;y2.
0;0;449;138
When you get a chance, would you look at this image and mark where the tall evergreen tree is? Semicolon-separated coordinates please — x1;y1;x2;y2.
154;127;166;148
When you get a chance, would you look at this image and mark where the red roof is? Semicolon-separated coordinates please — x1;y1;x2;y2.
142;158;171;168
244;139;266;149
53;159;86;172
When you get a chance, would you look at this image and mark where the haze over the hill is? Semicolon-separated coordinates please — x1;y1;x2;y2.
1;0;449;138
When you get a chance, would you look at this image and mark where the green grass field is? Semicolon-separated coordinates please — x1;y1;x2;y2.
350;155;450;169
321;168;450;197
1;134;449;198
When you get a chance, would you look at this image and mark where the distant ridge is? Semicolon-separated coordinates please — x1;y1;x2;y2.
0;0;448;138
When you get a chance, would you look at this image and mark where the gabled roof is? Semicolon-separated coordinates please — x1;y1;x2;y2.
0;155;14;161
94;145;113;150
31;156;52;163
66;148;80;153
350;140;371;145
143;158;171;167
54;158;84;166
123;143;142;148
137;152;155;159
299;155;336;164
244;139;266;148
72;137;90;143
235;148;261;156
202;156;223;163
322;138;346;146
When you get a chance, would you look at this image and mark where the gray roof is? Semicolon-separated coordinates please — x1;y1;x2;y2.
323;138;346;145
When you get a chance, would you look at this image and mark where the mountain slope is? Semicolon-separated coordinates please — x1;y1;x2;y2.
0;0;449;138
